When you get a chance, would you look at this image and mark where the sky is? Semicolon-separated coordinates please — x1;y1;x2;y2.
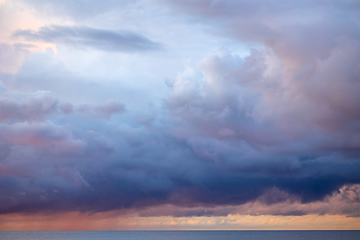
0;0;360;230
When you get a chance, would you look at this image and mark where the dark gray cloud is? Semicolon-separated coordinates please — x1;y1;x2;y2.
0;126;359;215
13;25;162;52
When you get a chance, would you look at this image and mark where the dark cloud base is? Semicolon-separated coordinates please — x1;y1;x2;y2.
0;130;359;216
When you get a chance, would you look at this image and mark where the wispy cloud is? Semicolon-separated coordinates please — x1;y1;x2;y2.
13;25;163;52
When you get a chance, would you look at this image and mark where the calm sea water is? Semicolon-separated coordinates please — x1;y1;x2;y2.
0;231;359;240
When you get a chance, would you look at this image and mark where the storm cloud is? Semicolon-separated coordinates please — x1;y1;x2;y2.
0;0;360;223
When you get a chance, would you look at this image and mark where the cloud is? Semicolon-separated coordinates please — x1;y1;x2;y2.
0;0;360;221
13;25;162;52
12;43;38;50
0;48;359;216
0;84;125;122
77;100;126;119
0;94;58;122
137;184;360;218
158;0;360;63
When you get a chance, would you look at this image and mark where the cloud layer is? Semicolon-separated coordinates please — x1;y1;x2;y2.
0;0;359;225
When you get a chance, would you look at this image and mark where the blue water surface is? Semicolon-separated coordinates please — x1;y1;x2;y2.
0;230;359;240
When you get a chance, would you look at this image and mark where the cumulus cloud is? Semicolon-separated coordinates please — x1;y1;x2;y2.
138;184;360;218
161;0;360;154
0;0;360;221
0;47;359;217
13;25;162;52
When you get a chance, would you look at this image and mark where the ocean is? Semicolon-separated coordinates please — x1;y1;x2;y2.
0;231;359;240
